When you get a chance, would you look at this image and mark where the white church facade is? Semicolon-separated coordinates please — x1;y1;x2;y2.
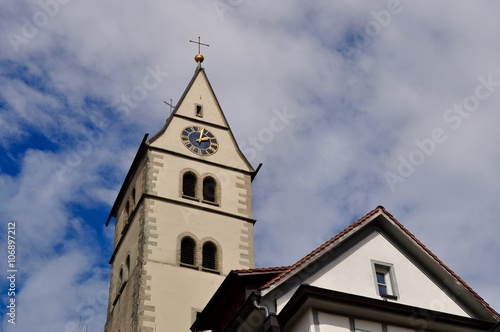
104;53;500;332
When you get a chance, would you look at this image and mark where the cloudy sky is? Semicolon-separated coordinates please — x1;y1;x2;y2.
1;0;500;330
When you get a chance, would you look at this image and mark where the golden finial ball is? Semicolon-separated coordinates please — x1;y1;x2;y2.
194;54;204;63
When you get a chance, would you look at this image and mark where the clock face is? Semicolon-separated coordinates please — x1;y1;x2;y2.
180;125;219;156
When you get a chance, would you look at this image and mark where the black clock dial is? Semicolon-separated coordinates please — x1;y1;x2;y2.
180;126;219;156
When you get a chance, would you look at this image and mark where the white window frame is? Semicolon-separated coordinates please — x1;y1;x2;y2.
371;260;399;299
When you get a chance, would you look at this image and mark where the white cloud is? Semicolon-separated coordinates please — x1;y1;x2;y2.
1;0;499;329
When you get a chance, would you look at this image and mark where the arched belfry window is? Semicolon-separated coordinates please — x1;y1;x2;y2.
202;242;218;271
123;201;130;227
180;237;196;266
124;255;130;282
183;172;197;198
118;266;124;289
202;176;217;203
130;188;136;211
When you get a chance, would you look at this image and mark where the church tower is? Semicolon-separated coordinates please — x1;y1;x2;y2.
104;51;257;331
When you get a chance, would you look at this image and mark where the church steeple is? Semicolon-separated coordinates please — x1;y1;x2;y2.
104;55;257;331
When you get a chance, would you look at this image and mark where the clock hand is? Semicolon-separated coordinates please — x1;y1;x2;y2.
197;127;204;143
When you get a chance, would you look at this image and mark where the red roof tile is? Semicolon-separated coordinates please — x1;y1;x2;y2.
234;266;290;274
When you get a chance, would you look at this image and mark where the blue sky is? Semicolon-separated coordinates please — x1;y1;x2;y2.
2;1;500;331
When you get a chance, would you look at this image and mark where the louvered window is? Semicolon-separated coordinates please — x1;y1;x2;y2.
180;237;196;266
203;177;216;203
202;242;217;270
183;172;197;198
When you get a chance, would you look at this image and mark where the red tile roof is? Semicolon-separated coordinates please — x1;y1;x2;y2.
258;205;499;319
234;266;290;274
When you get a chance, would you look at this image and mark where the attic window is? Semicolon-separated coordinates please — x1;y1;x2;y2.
196;105;203;117
376;271;388;295
372;261;399;299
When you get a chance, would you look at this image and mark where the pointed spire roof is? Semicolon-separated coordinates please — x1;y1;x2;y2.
148;64;254;172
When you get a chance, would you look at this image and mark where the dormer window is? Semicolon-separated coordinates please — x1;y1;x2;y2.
372;261;399;299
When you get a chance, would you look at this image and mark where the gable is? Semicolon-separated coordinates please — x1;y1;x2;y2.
174;68;228;127
148;67;254;172
302;231;468;316
261;207;498;322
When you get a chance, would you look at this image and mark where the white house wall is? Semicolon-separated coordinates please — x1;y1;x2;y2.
316;312;351;332
288;310;315;332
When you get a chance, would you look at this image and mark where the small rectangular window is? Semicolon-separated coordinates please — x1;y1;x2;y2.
376;271;388;295
196;105;203;117
372;261;398;299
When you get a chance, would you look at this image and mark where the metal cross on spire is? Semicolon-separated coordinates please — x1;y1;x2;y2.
163;98;175;114
189;36;209;63
189;36;209;54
